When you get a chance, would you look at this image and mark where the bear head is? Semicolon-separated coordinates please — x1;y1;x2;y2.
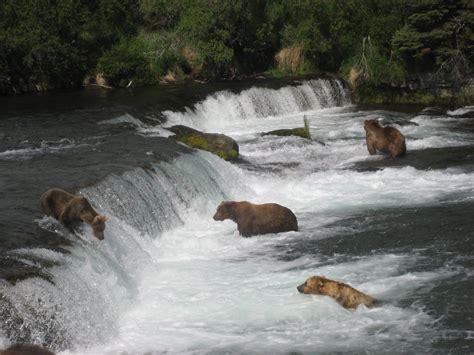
364;119;382;132
213;201;234;221
297;276;339;297
92;215;107;240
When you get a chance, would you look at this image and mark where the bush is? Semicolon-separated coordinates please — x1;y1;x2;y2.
340;37;407;88
97;38;155;87
139;31;190;77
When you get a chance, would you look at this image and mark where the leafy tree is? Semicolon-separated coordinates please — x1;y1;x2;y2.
392;0;473;75
97;37;155;87
0;0;139;92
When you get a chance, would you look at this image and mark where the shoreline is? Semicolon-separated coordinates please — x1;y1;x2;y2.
1;73;472;108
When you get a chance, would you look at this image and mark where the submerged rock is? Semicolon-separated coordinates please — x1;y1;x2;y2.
168;125;239;161
262;117;311;139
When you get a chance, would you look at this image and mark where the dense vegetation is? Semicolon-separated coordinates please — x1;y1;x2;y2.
0;0;473;100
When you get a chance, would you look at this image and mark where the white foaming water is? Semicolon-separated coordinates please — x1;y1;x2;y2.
0;152;245;352
162;79;351;133
0;138;85;161
2;80;473;353
99;113;148;128
447;105;474;116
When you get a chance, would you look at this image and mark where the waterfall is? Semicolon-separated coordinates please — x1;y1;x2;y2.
0;151;246;351
162;79;350;131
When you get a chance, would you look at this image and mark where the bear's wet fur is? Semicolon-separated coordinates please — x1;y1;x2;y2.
297;276;376;309
0;344;55;355
40;188;107;240
364;119;406;158
213;201;298;237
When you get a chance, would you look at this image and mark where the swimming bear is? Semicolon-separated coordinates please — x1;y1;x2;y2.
213;201;298;237
297;275;376;309
40;188;107;240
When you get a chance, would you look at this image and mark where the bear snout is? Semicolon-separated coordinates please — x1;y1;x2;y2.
297;283;305;293
213;211;223;221
94;232;105;240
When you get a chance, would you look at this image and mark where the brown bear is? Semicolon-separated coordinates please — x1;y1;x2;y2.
297;276;376;309
0;344;55;355
364;119;406;158
40;188;107;240
213;201;298;237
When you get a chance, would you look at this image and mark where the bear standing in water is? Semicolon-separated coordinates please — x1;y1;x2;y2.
213;201;298;237
40;188;107;240
364;119;406;158
297;276;376;309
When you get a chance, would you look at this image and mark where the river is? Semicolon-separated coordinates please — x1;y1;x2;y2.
0;79;473;354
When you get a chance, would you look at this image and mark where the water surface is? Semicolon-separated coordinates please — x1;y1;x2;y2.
0;80;473;354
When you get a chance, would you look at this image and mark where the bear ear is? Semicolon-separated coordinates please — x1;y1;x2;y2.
95;215;107;222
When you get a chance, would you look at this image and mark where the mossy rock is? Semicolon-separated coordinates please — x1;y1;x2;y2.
262;117;312;139
168;125;239;161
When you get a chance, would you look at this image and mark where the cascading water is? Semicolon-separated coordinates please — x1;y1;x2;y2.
1;79;473;354
0;151;246;352
161;79;350;132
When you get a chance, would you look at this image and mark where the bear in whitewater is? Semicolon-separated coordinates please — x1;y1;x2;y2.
364;119;406;158
297;276;376;309
213;201;298;237
40;188;107;240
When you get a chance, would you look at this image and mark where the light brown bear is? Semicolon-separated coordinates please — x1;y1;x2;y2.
213;201;298;237
297;276;376;309
40;188;107;240
0;344;55;355
364;119;406;158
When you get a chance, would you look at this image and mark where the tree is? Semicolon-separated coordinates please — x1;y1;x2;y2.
392;0;473;76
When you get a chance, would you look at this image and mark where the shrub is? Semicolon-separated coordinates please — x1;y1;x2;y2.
340;37;407;88
96;37;155;87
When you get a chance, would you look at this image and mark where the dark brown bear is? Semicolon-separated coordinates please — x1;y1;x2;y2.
213;201;298;237
297;276;376;309
40;188;107;240
364;119;406;158
0;344;55;355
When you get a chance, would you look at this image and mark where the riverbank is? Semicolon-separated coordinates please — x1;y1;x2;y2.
351;79;474;107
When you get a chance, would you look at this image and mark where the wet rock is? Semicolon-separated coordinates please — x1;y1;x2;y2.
262;117;311;139
167;125;239;161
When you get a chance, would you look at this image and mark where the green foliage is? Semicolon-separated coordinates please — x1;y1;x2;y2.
97;38;155;87
392;0;474;73
0;0;472;94
341;38;407;87
139;31;190;77
0;0;139;92
174;0;274;79
140;0;186;31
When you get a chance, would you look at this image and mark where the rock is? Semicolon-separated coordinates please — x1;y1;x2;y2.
168;125;239;161
262;117;311;139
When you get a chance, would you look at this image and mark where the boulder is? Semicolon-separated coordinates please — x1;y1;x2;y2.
262;117;311;139
168;125;239;161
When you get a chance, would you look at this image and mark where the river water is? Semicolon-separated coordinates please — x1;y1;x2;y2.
0;79;473;354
